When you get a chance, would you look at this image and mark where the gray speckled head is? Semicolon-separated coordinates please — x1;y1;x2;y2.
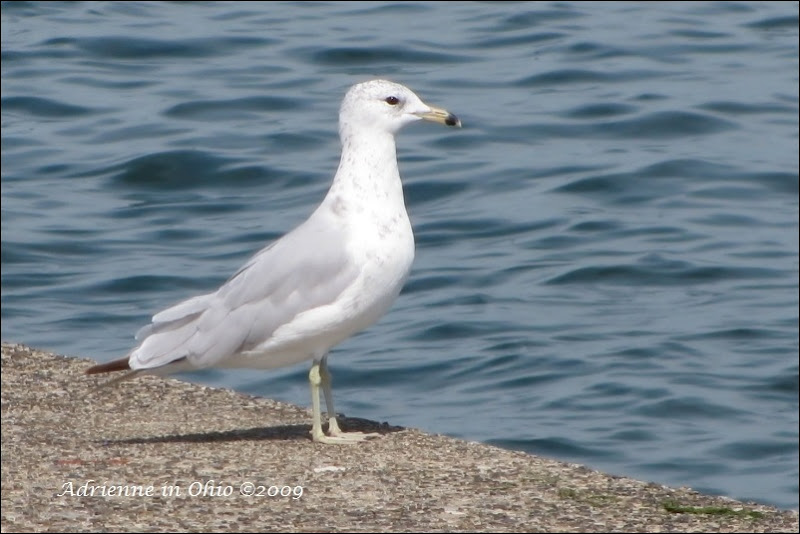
339;79;460;137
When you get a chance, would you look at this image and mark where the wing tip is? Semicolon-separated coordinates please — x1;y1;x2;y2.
85;357;131;375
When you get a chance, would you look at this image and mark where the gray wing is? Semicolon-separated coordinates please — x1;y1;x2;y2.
129;209;359;371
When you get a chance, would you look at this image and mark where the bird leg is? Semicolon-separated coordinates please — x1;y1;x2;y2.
308;357;380;444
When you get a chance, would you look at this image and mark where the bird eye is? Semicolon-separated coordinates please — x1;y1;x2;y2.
385;96;400;106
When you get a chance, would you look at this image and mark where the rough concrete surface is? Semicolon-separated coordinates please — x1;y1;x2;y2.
2;342;797;532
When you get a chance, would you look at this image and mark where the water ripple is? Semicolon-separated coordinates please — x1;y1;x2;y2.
514;69;667;87
43;36;273;59
2;96;98;117
164;96;302;120
548;262;780;286
302;46;470;66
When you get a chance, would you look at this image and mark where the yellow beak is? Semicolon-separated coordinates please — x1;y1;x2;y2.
419;105;461;128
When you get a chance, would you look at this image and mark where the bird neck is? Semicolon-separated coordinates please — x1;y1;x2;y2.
323;129;406;213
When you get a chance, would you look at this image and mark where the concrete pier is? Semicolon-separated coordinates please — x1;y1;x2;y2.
2;342;796;532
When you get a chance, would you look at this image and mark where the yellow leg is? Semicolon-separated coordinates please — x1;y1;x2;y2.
308;357;380;444
308;360;328;442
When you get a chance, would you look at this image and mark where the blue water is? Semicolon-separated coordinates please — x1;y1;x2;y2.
2;1;797;510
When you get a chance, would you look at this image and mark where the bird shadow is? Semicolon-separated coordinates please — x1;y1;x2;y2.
99;416;405;445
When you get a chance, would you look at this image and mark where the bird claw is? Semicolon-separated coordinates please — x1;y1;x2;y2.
312;430;381;444
310;416;381;443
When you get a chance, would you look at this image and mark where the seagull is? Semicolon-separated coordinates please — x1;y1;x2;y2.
86;79;461;444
